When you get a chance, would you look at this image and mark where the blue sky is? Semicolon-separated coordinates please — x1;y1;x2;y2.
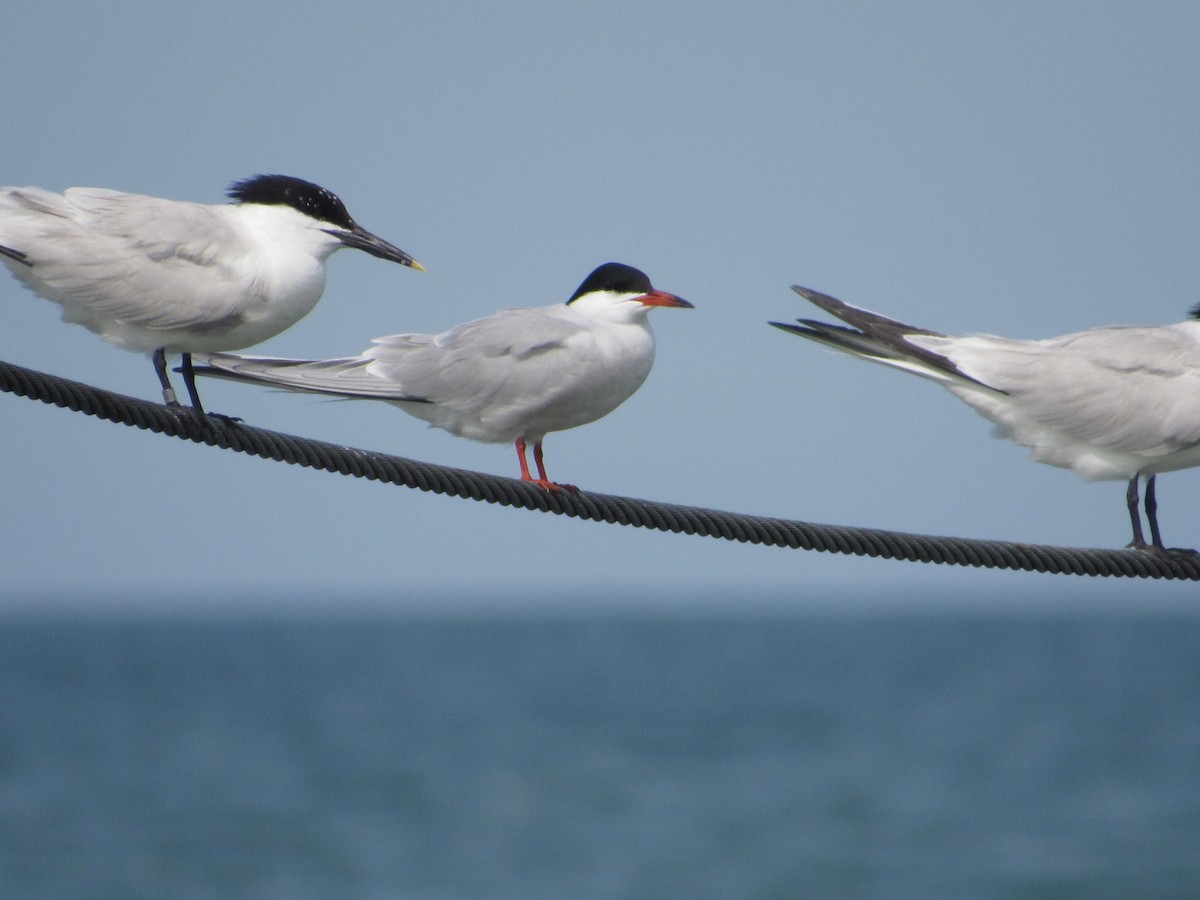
2;1;1199;612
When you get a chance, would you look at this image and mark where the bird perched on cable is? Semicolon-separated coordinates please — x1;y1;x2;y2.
771;286;1200;554
191;262;692;491
0;174;423;412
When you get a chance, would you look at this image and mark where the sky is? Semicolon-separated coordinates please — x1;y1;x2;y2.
2;1;1199;613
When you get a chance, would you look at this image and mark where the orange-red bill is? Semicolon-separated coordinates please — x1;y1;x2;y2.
636;290;693;309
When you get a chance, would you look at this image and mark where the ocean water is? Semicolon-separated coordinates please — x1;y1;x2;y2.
0;611;1197;899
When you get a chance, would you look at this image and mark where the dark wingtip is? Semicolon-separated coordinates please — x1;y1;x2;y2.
769;320;804;333
790;284;849;313
791;285;829;301
0;244;32;267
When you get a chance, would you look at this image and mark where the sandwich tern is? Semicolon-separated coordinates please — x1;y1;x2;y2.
772;286;1200;553
0;174;423;411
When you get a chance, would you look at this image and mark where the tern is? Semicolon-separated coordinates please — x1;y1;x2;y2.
0;174;423;412
192;262;692;490
771;286;1200;553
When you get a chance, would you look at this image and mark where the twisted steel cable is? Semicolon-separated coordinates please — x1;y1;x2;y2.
3;357;1198;581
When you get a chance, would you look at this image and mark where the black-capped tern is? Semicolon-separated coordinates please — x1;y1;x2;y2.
772;286;1200;553
0;174;423;412
193;262;692;491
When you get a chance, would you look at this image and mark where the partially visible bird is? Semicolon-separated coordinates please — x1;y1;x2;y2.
771;286;1200;553
0;174;423;411
192;262;693;490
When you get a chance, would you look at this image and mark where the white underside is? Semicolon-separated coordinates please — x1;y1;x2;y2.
0;187;342;354
193;290;666;447
884;322;1200;481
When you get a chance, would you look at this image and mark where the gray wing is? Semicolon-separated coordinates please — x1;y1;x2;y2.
775;284;1200;458
190;352;419;399
364;306;591;419
932;324;1200;455
0;186;251;331
192;306;591;408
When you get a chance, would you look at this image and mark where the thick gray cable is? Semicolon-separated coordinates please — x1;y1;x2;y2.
2;357;1198;581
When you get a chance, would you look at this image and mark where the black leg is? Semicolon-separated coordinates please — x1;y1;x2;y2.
1126;475;1148;549
153;348;179;406
179;353;206;413
1144;474;1165;550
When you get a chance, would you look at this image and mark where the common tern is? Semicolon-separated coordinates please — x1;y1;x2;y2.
772;286;1200;553
192;262;692;490
0;174;423;411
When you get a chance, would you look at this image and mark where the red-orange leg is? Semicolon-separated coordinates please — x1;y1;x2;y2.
513;438;575;492
515;438;534;482
534;441;578;494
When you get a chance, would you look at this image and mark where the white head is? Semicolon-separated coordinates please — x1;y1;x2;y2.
227;174;423;269
565;262;693;321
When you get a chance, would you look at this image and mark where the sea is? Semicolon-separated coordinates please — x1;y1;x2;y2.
0;607;1198;900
